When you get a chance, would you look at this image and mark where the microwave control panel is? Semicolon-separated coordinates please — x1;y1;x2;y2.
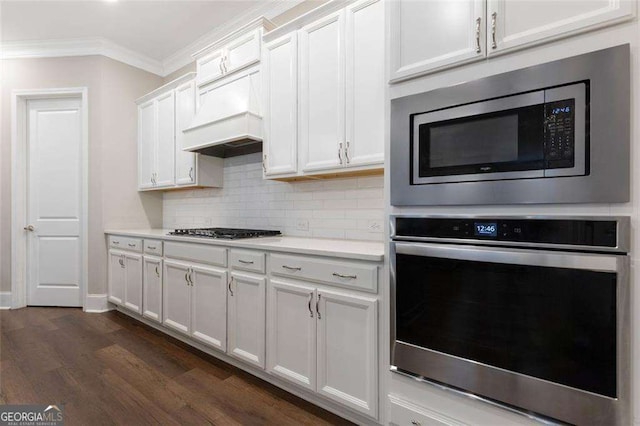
544;99;575;168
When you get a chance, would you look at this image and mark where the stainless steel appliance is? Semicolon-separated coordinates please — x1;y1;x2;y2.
390;216;630;425
168;228;281;239
390;44;630;205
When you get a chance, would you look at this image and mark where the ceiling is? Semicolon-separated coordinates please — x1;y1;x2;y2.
0;1;268;61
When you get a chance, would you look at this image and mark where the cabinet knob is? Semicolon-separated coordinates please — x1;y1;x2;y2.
23;224;35;232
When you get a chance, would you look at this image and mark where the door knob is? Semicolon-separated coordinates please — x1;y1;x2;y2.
23;225;35;231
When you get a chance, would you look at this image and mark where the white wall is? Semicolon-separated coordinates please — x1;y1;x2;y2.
385;19;640;426
0;55;163;295
163;153;384;241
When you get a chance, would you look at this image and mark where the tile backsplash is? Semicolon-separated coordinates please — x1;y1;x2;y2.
163;153;384;241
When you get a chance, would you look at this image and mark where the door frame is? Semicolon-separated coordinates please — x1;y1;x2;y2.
11;87;89;309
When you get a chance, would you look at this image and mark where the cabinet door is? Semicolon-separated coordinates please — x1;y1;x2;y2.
123;253;143;314
266;279;316;391
345;0;385;168
299;10;346;173
191;264;228;352
197;49;225;87
389;0;485;83
317;289;377;417
263;33;298;177
138;100;155;189
163;259;191;335
227;272;266;368
155;91;175;188
487;0;635;55
225;28;261;75
108;250;125;305
143;256;162;322
175;81;197;186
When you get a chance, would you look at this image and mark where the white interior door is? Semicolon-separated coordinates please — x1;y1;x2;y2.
26;97;83;307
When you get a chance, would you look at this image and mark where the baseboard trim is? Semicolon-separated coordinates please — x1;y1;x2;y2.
0;292;12;310
84;294;112;313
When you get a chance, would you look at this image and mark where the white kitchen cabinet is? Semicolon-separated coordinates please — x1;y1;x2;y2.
163;258;228;351
299;10;346;173
266;278;378;418
137;100;155;189
195;19;274;88
262;33;299;177
108;248;142;314
227;271;266;368
137;73;223;191
108;250;126;305
190;264;228;351
175;81;197;186
142;255;162;323
267;279;317;391
317;288;377;417
487;0;635;55
389;0;634;83
155;91;175;188
345;0;385;168
389;0;485;83
163;259;191;334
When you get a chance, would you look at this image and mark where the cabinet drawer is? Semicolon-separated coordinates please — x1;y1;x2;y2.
164;241;227;267
270;253;378;293
230;249;265;274
109;236;142;252
389;396;465;426
144;239;163;256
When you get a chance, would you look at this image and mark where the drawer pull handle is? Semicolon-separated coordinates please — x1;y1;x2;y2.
128;243;136;247
147;246;156;250
282;265;301;271
155;266;160;277
308;292;314;318
113;241;120;245
316;294;321;319
228;277;234;296
411;421;422;426
238;259;254;265
332;272;357;280
491;12;497;49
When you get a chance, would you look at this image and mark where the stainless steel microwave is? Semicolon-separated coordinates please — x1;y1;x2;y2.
391;44;630;205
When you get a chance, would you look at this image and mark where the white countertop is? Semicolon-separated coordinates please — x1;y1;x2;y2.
104;229;384;262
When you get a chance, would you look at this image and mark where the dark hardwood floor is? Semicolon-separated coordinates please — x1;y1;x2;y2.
0;307;353;425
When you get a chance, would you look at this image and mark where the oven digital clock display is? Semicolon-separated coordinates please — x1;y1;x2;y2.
474;222;497;237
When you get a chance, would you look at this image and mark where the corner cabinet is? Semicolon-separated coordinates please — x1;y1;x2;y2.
136;73;223;191
262;0;385;179
389;0;635;83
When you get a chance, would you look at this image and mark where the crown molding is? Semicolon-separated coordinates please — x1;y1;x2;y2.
1;37;165;76
161;0;305;76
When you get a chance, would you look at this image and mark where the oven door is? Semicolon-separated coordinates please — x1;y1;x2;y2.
390;242;629;425
411;83;586;184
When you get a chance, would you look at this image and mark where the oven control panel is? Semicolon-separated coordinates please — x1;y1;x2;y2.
394;217;618;248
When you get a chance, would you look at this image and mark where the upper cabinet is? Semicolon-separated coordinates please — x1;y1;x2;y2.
389;0;635;83
195;19;275;88
263;0;385;179
136;73;223;191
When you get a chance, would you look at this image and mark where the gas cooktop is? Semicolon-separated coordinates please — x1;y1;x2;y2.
168;227;281;240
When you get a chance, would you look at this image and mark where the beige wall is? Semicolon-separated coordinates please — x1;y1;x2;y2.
0;55;163;295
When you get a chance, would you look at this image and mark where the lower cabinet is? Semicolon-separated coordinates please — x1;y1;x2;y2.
142;255;163;322
267;278;378;418
163;258;228;351
108;249;142;314
227;272;267;368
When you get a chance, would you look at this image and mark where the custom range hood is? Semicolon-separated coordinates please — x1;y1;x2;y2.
182;71;262;158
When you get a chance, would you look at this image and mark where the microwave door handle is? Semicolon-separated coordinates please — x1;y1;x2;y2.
393;242;621;273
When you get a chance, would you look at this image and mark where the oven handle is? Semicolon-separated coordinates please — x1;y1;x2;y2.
394;242;623;273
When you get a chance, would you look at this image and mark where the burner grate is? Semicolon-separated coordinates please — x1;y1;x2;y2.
168;227;281;240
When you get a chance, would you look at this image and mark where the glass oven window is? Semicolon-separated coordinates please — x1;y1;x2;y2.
395;253;617;398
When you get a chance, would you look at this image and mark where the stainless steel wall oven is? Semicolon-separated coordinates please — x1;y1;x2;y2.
390;216;630;425
390;44;630;206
